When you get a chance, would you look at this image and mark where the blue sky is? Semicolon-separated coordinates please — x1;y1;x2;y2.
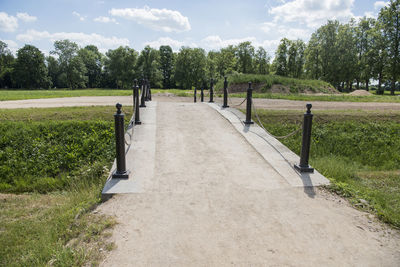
0;0;390;57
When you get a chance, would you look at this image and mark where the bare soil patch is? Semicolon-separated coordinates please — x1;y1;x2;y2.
349;90;373;96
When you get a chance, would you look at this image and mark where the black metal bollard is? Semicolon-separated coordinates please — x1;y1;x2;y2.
145;79;150;101
294;104;314;173
209;78;214;103
140;79;146;107
201;86;204;102
194;87;197;103
222;76;229;108
243;82;254;125
134;79;141;125
148;81;152;101
112;103;130;179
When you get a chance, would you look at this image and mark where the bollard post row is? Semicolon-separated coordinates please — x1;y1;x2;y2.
243;82;254;125
112;103;130;179
294;104;314;173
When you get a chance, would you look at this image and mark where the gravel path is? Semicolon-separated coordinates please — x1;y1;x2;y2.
97;101;400;266
2;94;400;110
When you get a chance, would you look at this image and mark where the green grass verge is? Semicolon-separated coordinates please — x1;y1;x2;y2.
0;89;134;101
226;92;400;103
0;106;132;266
0;89;195;101
249;109;400;228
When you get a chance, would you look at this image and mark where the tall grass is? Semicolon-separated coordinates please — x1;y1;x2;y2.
251;109;400;227
0;106;130;266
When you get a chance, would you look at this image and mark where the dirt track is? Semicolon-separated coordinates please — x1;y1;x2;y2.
2;94;400;110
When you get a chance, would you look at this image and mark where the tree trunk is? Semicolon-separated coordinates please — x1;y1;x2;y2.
365;79;369;91
356;79;360;89
391;78;396;95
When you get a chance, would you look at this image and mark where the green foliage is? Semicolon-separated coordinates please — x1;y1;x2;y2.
51;40;88;89
0;121;114;192
137;45;161;87
0;41;15;88
235;41;255;74
379;0;400;95
104;46;138;88
159;45;174;89
253;109;400;227
13;45;50;89
174;47;207;89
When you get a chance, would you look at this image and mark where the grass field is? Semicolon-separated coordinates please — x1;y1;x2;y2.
0;106;132;266
250;109;400;228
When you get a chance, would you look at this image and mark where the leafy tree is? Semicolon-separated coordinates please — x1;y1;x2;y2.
51;40;87;88
215;45;236;77
336;23;358;91
368;19;389;93
137;45;161;87
104;46;138;88
355;17;375;90
159;45;174;88
13;44;50;89
254;47;270;75
46;56;59;88
206;51;218;79
78;45;102;88
379;0;400;94
287;40;305;78
0;41;14;88
273;38;290;76
235;42;255;73
304;33;322;79
174;47;206;89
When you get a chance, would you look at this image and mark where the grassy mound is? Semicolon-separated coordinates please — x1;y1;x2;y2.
251;109;400;228
216;73;337;94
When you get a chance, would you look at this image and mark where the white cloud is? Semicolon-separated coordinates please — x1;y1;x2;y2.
94;16;118;24
200;35;280;55
110;6;191;32
374;1;389;10
201;35;258;50
260;22;311;40
72;11;86;21
0;12;18;32
2;39;18;54
269;0;355;28
16;12;37;22
144;37;185;51
16;30;129;49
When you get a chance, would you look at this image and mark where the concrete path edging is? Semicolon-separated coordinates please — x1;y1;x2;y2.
207;102;330;187
102;101;157;198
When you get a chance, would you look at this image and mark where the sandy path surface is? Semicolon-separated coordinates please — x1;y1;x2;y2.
2;94;400;110
98;101;400;266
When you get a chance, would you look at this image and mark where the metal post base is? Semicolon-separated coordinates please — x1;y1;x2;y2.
139;104;146;107
209;101;214;103
135;121;142;125
294;164;314;173
112;170;130;179
222;105;229;108
243;121;254;125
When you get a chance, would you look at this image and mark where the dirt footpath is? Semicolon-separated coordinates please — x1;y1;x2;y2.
98;101;400;266
2;94;400;111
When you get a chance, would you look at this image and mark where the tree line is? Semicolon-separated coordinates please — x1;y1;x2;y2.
0;0;398;93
